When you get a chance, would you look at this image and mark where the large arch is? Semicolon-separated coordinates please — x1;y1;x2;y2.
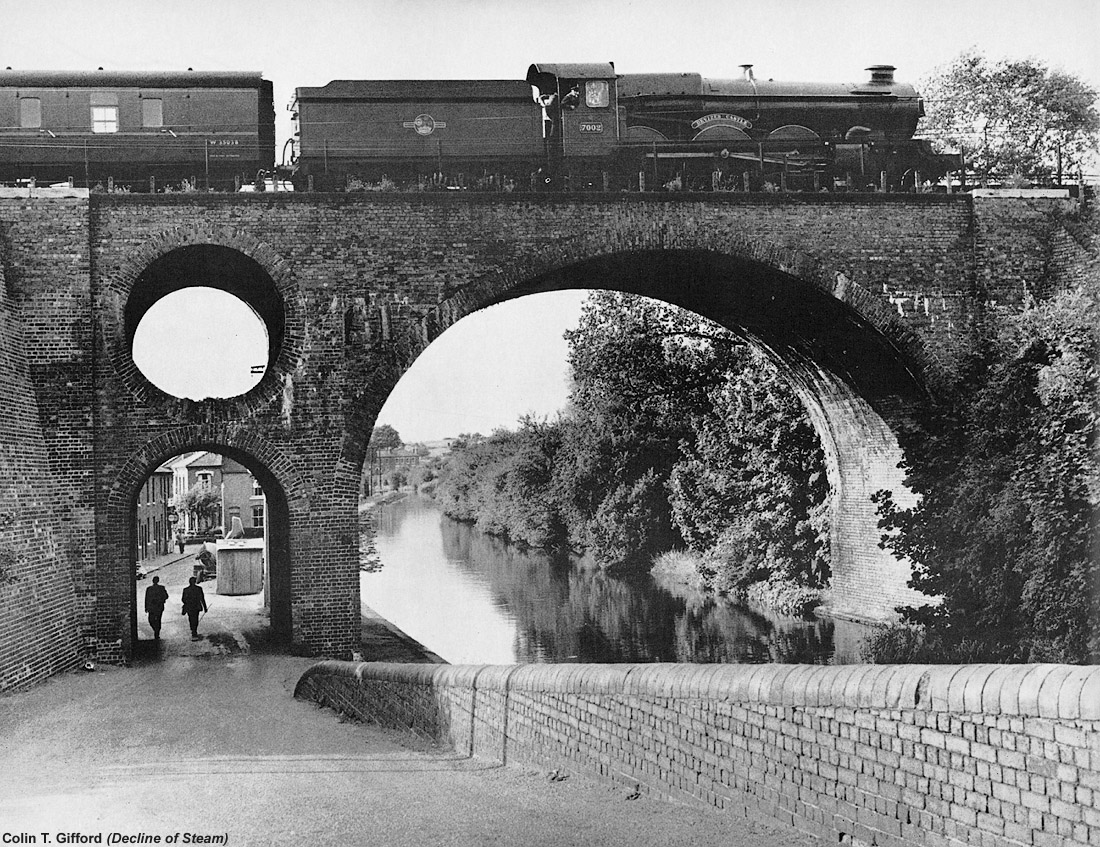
102;426;309;659
346;234;938;622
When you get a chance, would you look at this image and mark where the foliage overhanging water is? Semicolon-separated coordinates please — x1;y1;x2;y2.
361;496;872;665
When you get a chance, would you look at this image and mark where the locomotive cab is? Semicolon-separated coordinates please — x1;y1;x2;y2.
526;63;618;189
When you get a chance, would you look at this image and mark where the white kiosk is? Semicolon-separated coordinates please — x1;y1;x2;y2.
214;537;265;595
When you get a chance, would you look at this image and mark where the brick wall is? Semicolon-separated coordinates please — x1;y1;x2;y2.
85;193;983;642
297;661;1100;847
0;199;86;688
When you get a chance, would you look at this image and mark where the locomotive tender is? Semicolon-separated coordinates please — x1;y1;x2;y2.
0;62;956;193
0;69;274;189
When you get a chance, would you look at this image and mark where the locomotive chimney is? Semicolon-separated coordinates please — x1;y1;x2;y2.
739;64;754;81
866;65;896;85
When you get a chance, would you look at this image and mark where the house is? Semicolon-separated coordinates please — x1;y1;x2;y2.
423;438;456;458
168;451;265;537
135;462;173;563
361;446;424;496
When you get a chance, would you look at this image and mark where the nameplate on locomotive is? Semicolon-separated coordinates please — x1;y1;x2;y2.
579;122;604;133
691;113;752;130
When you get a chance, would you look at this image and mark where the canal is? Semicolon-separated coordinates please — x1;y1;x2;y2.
360;496;874;665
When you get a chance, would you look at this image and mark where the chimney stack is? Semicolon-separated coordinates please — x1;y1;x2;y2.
866;65;896;85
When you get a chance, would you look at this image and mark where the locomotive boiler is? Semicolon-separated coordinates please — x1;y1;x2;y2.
527;62;956;191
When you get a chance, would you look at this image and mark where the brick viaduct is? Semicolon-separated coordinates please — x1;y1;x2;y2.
0;189;1092;690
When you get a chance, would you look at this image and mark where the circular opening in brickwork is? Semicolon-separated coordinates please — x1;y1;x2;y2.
126;245;284;401
133;288;269;399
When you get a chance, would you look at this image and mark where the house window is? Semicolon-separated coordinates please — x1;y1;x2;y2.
196;472;213;489
19;98;41;128
251;477;263;497
251;504;265;529
91;105;119;133
142;98;163;128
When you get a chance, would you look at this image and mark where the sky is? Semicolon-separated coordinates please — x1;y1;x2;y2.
13;0;1099;440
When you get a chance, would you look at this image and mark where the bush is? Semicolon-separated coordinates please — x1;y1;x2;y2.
650;549;707;590
742;577;822;618
860;623;933;663
877;283;1100;663
587;469;671;573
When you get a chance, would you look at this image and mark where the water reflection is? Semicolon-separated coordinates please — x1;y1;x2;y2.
362;496;869;665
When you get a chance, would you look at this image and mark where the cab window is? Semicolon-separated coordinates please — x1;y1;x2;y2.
585;80;609;108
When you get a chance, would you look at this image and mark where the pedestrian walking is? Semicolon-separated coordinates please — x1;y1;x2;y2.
175;529;185;554
144;575;169;640
181;576;208;641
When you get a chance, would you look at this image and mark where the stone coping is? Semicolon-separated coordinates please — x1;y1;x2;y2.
296;661;1100;719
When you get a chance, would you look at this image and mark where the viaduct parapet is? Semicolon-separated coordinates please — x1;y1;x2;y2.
296;660;1100;847
0;190;1091;687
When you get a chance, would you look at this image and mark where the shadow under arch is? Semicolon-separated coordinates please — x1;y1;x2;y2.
108;433;305;659
442;248;934;414
347;245;937;622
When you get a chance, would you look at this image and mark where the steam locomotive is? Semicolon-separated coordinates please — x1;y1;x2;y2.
292;62;959;192
0;63;958;193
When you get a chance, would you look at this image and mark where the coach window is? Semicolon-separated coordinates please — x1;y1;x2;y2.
142;98;163;128
585;80;609;108
91;92;119;133
19;98;41;128
92;106;119;133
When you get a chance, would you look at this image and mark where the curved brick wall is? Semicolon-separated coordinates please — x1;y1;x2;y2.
297;661;1100;847
0;211;84;688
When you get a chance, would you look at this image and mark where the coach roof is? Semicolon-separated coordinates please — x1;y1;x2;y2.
0;70;268;88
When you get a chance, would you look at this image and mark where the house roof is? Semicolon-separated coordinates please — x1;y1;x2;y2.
166;452;205;471
186;452;222;469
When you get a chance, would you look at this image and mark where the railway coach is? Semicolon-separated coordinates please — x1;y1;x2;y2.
0;69;274;190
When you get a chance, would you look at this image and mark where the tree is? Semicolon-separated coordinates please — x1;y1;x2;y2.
920;49;1100;183
369;424;402;449
430;291;832;587
434;419;566;549
175;483;221;531
668;353;831;591
383;468;408;490
553;292;745;569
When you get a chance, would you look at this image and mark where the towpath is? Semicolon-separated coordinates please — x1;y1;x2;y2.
0;563;813;846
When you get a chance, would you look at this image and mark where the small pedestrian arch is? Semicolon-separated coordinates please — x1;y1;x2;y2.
106;429;305;659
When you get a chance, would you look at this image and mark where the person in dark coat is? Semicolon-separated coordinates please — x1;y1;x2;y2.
181;576;208;640
144;575;169;640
